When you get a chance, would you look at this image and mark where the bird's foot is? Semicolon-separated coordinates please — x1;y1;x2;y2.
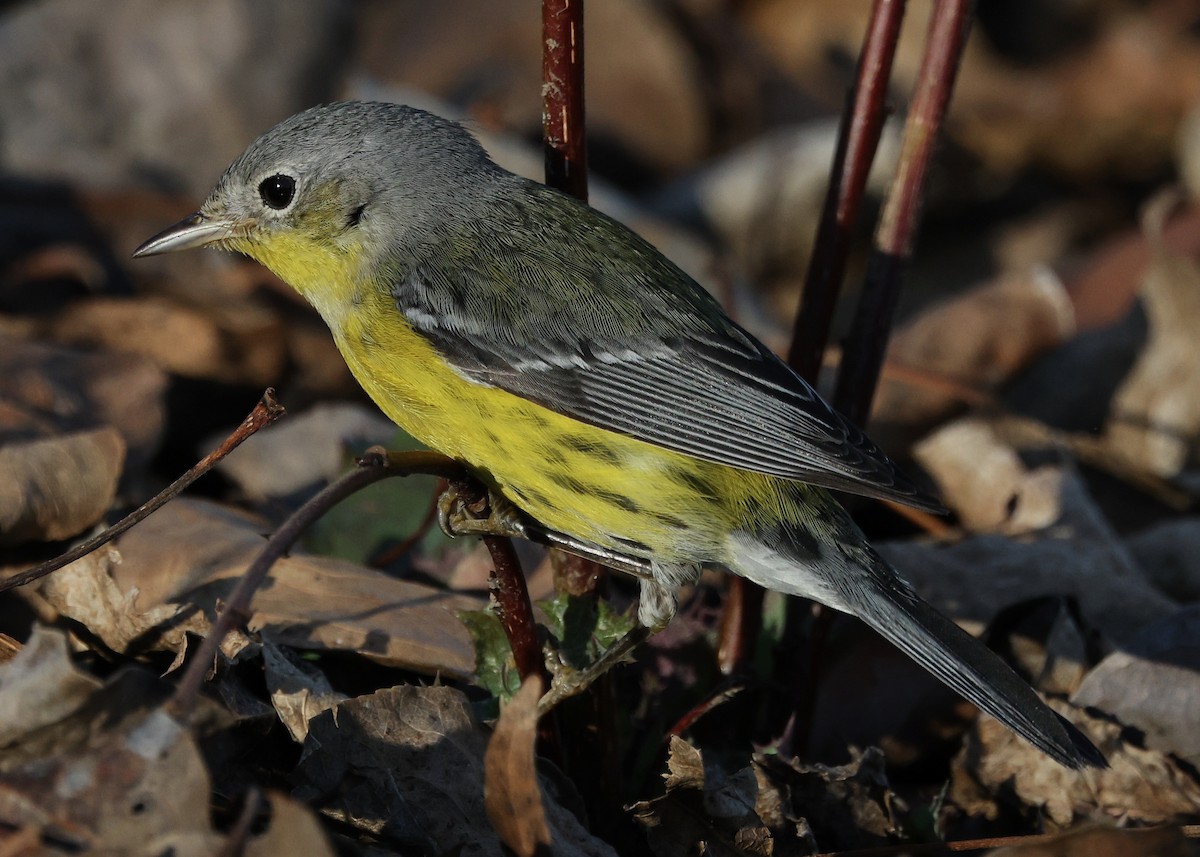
436;483;528;540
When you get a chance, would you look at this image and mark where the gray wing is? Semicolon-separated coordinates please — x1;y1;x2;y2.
390;180;942;513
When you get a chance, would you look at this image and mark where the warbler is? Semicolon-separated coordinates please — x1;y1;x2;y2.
135;101;1102;768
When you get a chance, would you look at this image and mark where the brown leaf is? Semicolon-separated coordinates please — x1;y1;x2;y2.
0;426;124;546
0;627;100;748
38;498;482;677
49;295;287;385
913;416;1064;534
874;267;1075;432
0;669;218;853
262;641;347;744
1104;192;1200;477
952;699;1200;828
0;337;167;468
1073;606;1200;767
755;747;896;852
631;736;775;857
484;674;550;857
878;471;1175;646
295;685;615;856
245;792;337;857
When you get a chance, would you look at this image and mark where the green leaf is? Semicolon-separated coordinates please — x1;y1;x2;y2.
537;591;635;669
458;609;523;700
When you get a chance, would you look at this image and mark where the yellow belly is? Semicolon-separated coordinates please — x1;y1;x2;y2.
332;291;789;564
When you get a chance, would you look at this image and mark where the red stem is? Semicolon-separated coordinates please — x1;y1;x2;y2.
483;534;550;686
542;0;588;202
833;0;974;423
787;0;908;384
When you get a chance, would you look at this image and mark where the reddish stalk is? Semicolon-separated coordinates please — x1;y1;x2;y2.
733;0;909;689
482;533;550;686
833;0;975;424
542;0;588;201
787;0;908;383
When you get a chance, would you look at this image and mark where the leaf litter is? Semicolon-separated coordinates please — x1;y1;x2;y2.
2;2;1200;855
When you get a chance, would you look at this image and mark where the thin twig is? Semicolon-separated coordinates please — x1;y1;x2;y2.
215;787;262;857
166;448;466;720
542;0;588;201
773;0;910;747
787;0;908;382
834;0;974;424
0;390;286;593
716;575;763;675
666;678;746;738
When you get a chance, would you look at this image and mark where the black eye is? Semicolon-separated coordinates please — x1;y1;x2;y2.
258;174;295;210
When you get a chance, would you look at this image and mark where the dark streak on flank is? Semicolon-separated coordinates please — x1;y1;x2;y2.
561;434;622;464
547;471;591;497
593;490;641;514
650;510;689;530
762;519;821;560
614;535;652;554
669;467;719;499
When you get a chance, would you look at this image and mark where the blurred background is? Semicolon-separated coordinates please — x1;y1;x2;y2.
3;1;1200;852
4;0;1199;469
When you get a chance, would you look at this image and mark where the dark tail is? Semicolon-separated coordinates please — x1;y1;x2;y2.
730;514;1106;769
843;548;1106;769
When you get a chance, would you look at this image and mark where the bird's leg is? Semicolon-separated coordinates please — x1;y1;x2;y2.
437;480;670;715
436;483;656;580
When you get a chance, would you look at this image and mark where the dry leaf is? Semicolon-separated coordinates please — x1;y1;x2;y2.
754;747;896;852
245;792;337;857
913;416;1064;534
1103;192;1200;477
875;267;1075;431
0;426;124;545
1072;606;1200;767
953;699;1200;828
0;627;101;748
295;685;615;857
878;471;1175;646
48;295;287;385
631;736;775;857
0;337;167;468
262;640;347;744
38;497;481;677
484;674;550;857
0;670;218;854
212;402;396;503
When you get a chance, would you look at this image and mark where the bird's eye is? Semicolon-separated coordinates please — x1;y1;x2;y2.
258;174;296;210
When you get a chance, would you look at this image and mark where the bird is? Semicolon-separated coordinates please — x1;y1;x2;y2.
134;100;1104;769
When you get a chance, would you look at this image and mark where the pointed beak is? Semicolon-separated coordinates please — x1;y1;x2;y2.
132;212;238;258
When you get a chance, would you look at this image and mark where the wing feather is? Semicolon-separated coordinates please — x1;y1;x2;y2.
388;180;943;512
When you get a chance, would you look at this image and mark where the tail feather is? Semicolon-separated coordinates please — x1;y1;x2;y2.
729;526;1106;769
847;569;1106;769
